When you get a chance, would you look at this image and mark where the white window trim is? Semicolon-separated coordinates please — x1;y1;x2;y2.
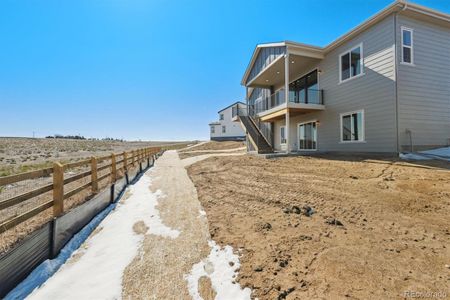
339;109;366;143
400;26;415;66
339;42;365;84
297;120;318;151
222;125;226;133
219;113;224;120
280;126;286;145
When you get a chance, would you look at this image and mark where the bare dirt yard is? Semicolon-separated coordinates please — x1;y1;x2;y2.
186;154;450;299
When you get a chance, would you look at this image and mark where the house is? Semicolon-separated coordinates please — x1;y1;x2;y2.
239;0;450;154
209;102;247;141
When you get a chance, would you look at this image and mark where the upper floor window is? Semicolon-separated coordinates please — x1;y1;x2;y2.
340;110;364;142
210;126;215;134
219;113;224;120
339;44;363;83
401;27;414;65
222;126;226;133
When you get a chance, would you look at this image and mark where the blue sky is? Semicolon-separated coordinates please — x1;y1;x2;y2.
0;0;448;141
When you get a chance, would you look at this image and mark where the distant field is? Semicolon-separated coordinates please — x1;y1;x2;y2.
0;137;196;176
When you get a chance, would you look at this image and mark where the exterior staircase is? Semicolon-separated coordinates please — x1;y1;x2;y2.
238;115;273;154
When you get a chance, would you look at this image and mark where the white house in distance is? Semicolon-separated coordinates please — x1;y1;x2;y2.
209;102;247;141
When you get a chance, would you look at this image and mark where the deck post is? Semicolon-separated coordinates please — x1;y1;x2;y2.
285;52;290;153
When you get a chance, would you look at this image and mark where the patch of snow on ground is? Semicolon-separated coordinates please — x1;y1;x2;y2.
399;153;430;160
400;146;450;161
26;173;180;300
185;241;252;300
6;202;116;300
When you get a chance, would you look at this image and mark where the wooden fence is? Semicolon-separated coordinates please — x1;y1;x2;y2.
0;147;161;235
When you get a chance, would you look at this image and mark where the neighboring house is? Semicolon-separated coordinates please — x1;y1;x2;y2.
240;0;450;154
209;102;247;141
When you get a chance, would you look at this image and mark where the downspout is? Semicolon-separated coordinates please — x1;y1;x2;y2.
394;12;400;154
394;1;408;154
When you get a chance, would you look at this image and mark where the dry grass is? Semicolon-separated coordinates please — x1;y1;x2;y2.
187;154;450;299
0;138;192;254
0;137;191;176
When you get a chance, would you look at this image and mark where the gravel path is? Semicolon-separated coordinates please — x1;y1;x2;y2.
28;150;250;299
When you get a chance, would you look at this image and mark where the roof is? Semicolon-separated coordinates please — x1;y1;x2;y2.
209;122;220;126
217;101;246;113
241;0;450;85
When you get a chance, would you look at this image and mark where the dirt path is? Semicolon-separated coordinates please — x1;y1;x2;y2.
28;150;251;299
122;150;250;299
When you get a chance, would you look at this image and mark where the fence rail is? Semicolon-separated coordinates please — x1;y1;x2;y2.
0;146;161;235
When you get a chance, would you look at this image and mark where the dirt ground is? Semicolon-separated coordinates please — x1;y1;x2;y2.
186;154;450;299
179;141;244;152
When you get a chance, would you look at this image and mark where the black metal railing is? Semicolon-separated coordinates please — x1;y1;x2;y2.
288;88;323;105
252;88;324;115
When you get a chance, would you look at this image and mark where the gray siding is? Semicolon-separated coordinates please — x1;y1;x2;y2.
247;46;285;85
396;14;450;150
288;14;397;152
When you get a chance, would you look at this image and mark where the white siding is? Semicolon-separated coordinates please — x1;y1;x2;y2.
210;104;246;140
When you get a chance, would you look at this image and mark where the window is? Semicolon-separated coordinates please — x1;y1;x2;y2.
289;70;320;104
401;27;414;65
339;44;363;83
219;113;224;120
280;126;286;144
210;126;215;134
222;126;226;133
340;110;364;142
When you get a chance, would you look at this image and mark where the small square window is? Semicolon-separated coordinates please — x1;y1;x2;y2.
340;44;363;83
210;126;215;134
222;126;226;133
219;114;224;120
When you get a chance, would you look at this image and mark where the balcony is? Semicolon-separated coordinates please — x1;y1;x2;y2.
250;88;325;122
232;105;247;121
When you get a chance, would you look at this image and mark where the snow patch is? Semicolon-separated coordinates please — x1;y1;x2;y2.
400;146;450;161
25;173;180;300
6;201;117;300
185;241;251;300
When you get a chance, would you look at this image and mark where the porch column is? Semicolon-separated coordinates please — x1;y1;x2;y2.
284;53;290;153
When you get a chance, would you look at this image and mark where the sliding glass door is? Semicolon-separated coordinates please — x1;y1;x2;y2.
298;122;317;150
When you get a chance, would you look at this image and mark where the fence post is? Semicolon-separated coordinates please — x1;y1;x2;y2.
111;153;117;183
91;156;98;193
123;151;128;171
139;149;143;173
123;151;129;184
53;162;64;217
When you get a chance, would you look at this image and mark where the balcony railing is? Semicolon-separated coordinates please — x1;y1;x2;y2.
251;88;324;115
